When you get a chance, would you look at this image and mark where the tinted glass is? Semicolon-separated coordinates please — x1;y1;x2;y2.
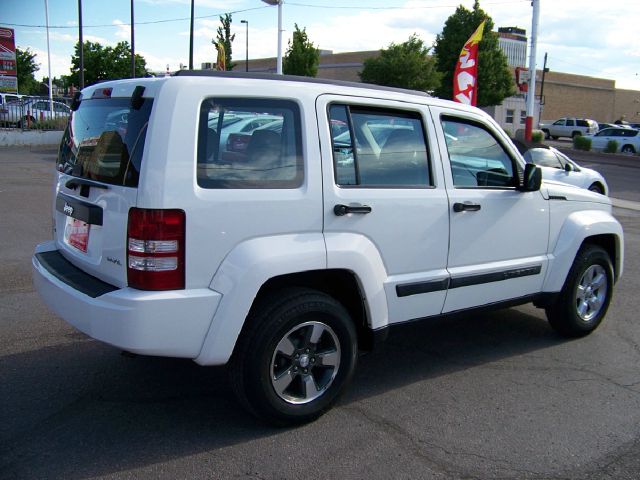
197;98;303;189
57;97;153;187
442;117;515;188
329;105;430;187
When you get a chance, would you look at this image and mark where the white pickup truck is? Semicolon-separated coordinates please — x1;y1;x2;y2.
539;117;599;139
33;73;623;425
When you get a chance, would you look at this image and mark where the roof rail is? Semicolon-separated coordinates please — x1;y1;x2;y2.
172;70;431;98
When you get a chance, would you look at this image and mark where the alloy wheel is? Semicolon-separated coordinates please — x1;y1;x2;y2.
270;321;341;405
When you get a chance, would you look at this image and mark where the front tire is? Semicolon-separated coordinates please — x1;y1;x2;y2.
588;183;604;195
230;288;358;426
546;245;613;337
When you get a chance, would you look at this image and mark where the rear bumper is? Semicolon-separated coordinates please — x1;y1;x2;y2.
32;241;221;358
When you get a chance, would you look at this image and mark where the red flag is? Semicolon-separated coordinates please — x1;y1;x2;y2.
453;21;485;106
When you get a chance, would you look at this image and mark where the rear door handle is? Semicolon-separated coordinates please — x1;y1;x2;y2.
334;204;372;216
453;202;481;213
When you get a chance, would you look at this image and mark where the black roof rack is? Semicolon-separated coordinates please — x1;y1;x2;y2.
172;70;431;98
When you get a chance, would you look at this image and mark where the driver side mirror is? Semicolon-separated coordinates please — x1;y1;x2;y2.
520;163;542;192
564;163;573;172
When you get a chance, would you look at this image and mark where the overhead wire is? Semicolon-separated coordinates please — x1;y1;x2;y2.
2;5;269;30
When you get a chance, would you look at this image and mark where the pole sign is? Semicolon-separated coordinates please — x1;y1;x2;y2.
453;21;485;106
0;27;18;93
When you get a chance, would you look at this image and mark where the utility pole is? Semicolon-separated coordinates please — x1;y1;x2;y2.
78;0;84;89
189;0;194;70
131;0;135;78
539;52;549;116
525;0;540;141
241;20;249;72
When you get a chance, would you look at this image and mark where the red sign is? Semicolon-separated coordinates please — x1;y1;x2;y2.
0;27;17;76
453;21;485;107
515;67;529;93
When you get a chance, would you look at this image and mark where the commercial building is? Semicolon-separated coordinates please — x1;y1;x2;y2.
231;33;639;129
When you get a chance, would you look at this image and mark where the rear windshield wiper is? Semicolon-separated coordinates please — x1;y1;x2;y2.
65;177;109;190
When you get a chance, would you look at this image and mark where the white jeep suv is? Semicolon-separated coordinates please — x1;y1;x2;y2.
33;72;624;425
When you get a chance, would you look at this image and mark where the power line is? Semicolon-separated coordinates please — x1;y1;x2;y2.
1;5;268;30
286;0;524;9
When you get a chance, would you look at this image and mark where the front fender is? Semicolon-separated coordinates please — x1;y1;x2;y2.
195;233;326;366
543;209;623;293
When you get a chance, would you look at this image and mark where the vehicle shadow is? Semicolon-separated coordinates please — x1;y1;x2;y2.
0;306;564;480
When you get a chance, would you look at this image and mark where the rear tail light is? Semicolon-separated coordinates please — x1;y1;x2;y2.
127;208;185;290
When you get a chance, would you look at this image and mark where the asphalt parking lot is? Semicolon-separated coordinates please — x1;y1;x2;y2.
1;146;640;479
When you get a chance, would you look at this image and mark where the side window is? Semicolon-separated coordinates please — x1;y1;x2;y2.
566;119;575;126
197;98;303;189
524;148;562;169
328;104;431;188
553;119;564;126
442;117;516;188
519;110;526;125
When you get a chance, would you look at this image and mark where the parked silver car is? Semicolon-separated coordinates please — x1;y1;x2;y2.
0;98;70;127
523;146;608;195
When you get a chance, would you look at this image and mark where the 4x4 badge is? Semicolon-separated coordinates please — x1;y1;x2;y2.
63;203;74;216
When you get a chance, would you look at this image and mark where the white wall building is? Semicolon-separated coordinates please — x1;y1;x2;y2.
483;27;541;135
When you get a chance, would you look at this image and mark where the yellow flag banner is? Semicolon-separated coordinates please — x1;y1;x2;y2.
216;43;226;71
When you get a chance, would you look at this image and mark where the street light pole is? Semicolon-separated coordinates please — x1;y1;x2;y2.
525;0;540;141
261;0;283;74
44;0;53;115
241;20;248;72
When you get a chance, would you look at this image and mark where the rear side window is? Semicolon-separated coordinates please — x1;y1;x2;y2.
442;117;516;188
197;98;303;189
58;97;153;187
329;104;431;188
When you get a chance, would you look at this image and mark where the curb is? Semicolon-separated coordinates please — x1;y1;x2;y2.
611;198;640;212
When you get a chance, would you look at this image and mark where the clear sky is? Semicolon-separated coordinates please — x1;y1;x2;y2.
3;0;640;91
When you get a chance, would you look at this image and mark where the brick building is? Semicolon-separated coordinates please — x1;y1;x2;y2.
231;49;640;127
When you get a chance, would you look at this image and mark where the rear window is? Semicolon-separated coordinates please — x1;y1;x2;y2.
197;98;303;189
57;97;153;187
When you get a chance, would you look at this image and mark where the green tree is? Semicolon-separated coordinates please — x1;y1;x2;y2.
283;24;320;77
432;0;514;107
16;47;40;94
359;35;440;92
68;41;148;88
212;13;235;71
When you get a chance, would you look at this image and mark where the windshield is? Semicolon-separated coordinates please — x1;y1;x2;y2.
57;97;154;187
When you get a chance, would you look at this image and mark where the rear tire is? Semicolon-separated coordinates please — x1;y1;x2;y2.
546;245;613;337
542;129;550;139
229;288;358;426
621;145;635;154
571;131;581;139
551;136;559;140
